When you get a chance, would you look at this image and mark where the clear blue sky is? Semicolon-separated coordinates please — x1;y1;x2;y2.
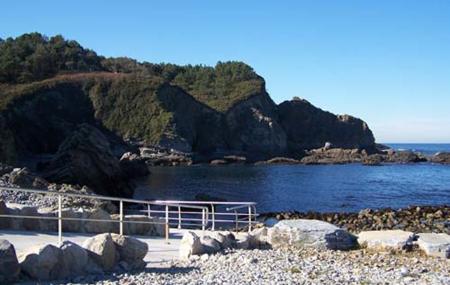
2;0;450;143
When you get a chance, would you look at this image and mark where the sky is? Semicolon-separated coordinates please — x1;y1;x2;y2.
1;0;450;143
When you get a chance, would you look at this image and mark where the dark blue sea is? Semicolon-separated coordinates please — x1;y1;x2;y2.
135;144;450;213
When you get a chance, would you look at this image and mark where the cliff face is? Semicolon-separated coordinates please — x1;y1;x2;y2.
225;93;287;159
278;98;375;154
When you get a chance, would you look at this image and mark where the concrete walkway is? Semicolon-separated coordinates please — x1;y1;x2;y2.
0;229;188;267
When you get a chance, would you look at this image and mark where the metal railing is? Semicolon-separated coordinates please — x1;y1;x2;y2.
0;186;258;244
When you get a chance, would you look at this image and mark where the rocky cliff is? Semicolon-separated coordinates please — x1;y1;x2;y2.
279;98;375;155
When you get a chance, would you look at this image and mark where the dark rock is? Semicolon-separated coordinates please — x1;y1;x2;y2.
7;167;49;189
194;193;227;202
225;94;287;160
278;98;375;154
385;151;427;163
44;124;133;197
301;148;364;164
119;152;150;178
431;152;450;164
0;163;13;176
210;159;228;165
260;157;300;165
223;155;247;164
362;154;384;166
0;239;20;283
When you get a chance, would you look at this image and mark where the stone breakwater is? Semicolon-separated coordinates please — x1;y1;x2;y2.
261;205;450;234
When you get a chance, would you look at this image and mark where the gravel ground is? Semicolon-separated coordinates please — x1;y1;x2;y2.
62;248;449;285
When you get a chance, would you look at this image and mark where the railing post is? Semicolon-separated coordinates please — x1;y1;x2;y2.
234;210;238;231
202;209;205;231
248;205;252;232
211;204;215;231
58;194;62;245
147;204;151;218
119;200;123;236
165;205;169;242
177;206;181;229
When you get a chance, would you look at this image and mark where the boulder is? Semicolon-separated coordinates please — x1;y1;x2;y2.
179;231;204;259
385;151;426;163
84;208;114;233
235;233;251;250
61;208;85;233
210;232;236;249
18;244;62;281
268;219;357;250
200;236;221;254
250;227;270;249
37;207;58;232
0;239;20;283
59;241;89;278
111;233;148;265
111;214;165;236
7;203;39;230
210;159;228;165
431;152;450;164
119;152;150;178
358;230;414;251
263;157;300;165
7;167;49;189
0;200;10;228
82;233;118;271
416;233;450;258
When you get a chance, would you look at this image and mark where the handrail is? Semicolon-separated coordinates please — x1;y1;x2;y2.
0;186;257;244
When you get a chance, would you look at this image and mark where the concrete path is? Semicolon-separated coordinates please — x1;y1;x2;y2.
0;229;188;267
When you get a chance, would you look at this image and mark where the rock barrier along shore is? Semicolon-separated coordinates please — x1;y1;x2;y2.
261;205;450;234
0;233;148;283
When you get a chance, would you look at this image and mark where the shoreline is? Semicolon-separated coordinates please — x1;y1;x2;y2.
260;205;450;234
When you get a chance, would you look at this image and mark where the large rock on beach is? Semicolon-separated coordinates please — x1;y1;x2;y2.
82;233;118;271
268;219;357;250
179;231;204;259
416;233;450;258
0;239;20;283
59;241;89;278
358;230;414;251
18;244;63;281
200;235;221;254
111;233;148;268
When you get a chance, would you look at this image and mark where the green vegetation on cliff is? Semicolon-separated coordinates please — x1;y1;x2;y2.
0;33;264;112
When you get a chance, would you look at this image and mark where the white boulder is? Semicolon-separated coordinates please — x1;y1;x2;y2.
179;231;205;259
111;233;148;269
82;233;118;271
358;230;414;251
417;233;450;258
268;219;357;250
